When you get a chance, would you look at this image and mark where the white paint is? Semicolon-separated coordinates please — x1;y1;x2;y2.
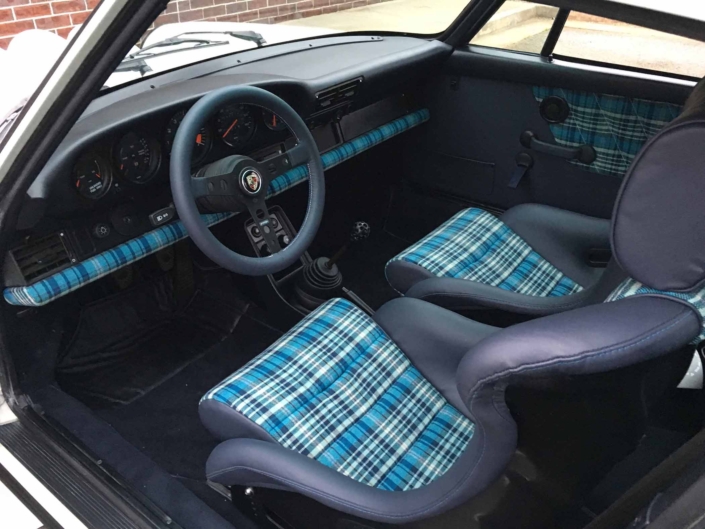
0;480;42;529
0;444;88;529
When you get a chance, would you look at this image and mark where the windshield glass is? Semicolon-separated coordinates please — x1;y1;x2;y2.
105;0;470;88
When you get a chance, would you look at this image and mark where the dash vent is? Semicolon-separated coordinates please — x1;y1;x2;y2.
10;233;71;284
315;77;363;113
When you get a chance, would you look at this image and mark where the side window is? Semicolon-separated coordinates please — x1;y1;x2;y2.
470;3;705;79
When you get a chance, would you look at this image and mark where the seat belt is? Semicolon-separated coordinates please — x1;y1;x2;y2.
583;426;705;529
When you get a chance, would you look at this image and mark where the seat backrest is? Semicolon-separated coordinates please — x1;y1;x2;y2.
451;78;705;512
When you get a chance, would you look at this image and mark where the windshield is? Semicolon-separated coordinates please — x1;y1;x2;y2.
103;0;470;88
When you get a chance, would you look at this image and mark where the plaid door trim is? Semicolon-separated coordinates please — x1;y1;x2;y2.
388;208;583;297
605;278;705;343
533;86;681;178
5;110;430;308
202;298;474;491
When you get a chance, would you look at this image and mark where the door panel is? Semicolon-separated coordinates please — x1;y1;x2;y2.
404;46;691;219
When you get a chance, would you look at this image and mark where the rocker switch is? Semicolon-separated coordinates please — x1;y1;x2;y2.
149;206;176;227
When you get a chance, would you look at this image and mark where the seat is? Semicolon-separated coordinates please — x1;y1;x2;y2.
200;82;705;523
386;204;619;316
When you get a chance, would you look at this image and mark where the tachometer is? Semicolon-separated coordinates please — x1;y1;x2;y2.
262;109;287;131
74;155;112;200
215;104;255;149
164;110;212;165
115;132;160;184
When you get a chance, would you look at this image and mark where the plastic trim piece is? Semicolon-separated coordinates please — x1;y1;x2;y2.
4;108;430;307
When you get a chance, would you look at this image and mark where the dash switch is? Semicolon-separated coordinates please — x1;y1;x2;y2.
149;206;176;227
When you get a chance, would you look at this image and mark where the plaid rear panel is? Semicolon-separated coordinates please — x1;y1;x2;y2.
605;278;705;343
533;86;681;178
202;298;474;491
389;208;583;297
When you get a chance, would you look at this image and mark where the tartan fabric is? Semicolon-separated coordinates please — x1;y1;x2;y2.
533;86;681;178
605;278;705;343
3;213;233;307
267;108;430;196
389;208;583;297
202;298;474;491
4;110;429;308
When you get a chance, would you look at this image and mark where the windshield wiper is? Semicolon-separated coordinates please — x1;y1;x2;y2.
115;30;267;75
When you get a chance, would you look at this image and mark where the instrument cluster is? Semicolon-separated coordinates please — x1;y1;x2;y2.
72;104;289;201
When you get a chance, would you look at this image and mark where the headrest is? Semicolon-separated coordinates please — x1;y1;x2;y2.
611;78;705;292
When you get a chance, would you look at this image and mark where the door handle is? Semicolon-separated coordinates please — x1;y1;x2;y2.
520;130;596;164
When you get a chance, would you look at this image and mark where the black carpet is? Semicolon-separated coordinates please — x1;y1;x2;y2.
56;275;245;408
97;314;281;480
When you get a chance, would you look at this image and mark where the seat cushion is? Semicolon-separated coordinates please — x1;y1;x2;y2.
200;298;474;492
387;208;584;298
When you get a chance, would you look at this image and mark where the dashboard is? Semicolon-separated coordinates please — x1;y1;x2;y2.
4;36;451;292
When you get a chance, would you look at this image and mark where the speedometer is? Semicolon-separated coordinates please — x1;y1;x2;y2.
215;104;255;149
115;132;160;184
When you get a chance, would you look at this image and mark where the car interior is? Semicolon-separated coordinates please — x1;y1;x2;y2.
2;1;705;528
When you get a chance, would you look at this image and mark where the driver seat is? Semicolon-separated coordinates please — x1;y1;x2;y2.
199;88;705;523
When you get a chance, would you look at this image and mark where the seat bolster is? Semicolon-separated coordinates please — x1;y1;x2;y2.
406;276;596;315
373;298;499;413
199;399;276;443
457;296;700;407
385;259;436;294
500;203;611;287
205;432;513;524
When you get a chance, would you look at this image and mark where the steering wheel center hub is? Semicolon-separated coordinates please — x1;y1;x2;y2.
240;167;263;195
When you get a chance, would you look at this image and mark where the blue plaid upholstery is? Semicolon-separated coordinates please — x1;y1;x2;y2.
202;298;474;491
3;213;233;307
605;278;705;343
4;110;430;308
388;208;583;297
267;108;430;196
533;87;681;178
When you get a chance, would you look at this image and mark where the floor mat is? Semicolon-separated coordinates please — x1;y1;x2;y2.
57;275;245;408
98;315;281;480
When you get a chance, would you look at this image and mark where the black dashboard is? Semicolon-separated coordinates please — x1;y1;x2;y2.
6;35;451;289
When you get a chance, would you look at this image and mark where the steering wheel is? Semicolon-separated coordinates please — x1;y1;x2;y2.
170;86;325;276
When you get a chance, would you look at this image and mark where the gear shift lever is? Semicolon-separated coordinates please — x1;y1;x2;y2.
325;221;371;270
293;221;370;311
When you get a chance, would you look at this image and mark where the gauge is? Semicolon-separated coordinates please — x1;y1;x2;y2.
164;110;212;165
215;104;255;148
261;109;287;131
73;155;112;200
115;132;160;184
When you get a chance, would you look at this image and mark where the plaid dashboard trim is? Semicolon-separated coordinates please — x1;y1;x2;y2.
4;109;430;308
605;278;705;343
202;298;474;491
533;86;681;178
389;208;583;297
267;108;430;196
3;213;233;307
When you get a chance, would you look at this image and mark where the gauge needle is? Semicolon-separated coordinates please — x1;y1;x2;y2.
222;119;238;139
196;133;203;145
272;114;277;127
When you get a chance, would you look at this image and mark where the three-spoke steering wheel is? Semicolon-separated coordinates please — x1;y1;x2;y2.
170;86;325;276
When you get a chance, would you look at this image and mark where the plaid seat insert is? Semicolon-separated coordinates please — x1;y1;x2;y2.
202;298;474;491
388;208;583;297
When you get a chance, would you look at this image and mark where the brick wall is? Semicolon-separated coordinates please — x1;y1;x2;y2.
1;0;391;49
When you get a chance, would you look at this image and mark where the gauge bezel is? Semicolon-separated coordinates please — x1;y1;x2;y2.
165;110;213;166
215;104;257;149
73;154;113;201
114;131;162;185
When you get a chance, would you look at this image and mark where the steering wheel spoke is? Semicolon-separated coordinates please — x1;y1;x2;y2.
264;144;310;180
191;172;238;199
246;200;281;254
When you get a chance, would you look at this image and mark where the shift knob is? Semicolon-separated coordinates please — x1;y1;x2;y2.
350;221;371;244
